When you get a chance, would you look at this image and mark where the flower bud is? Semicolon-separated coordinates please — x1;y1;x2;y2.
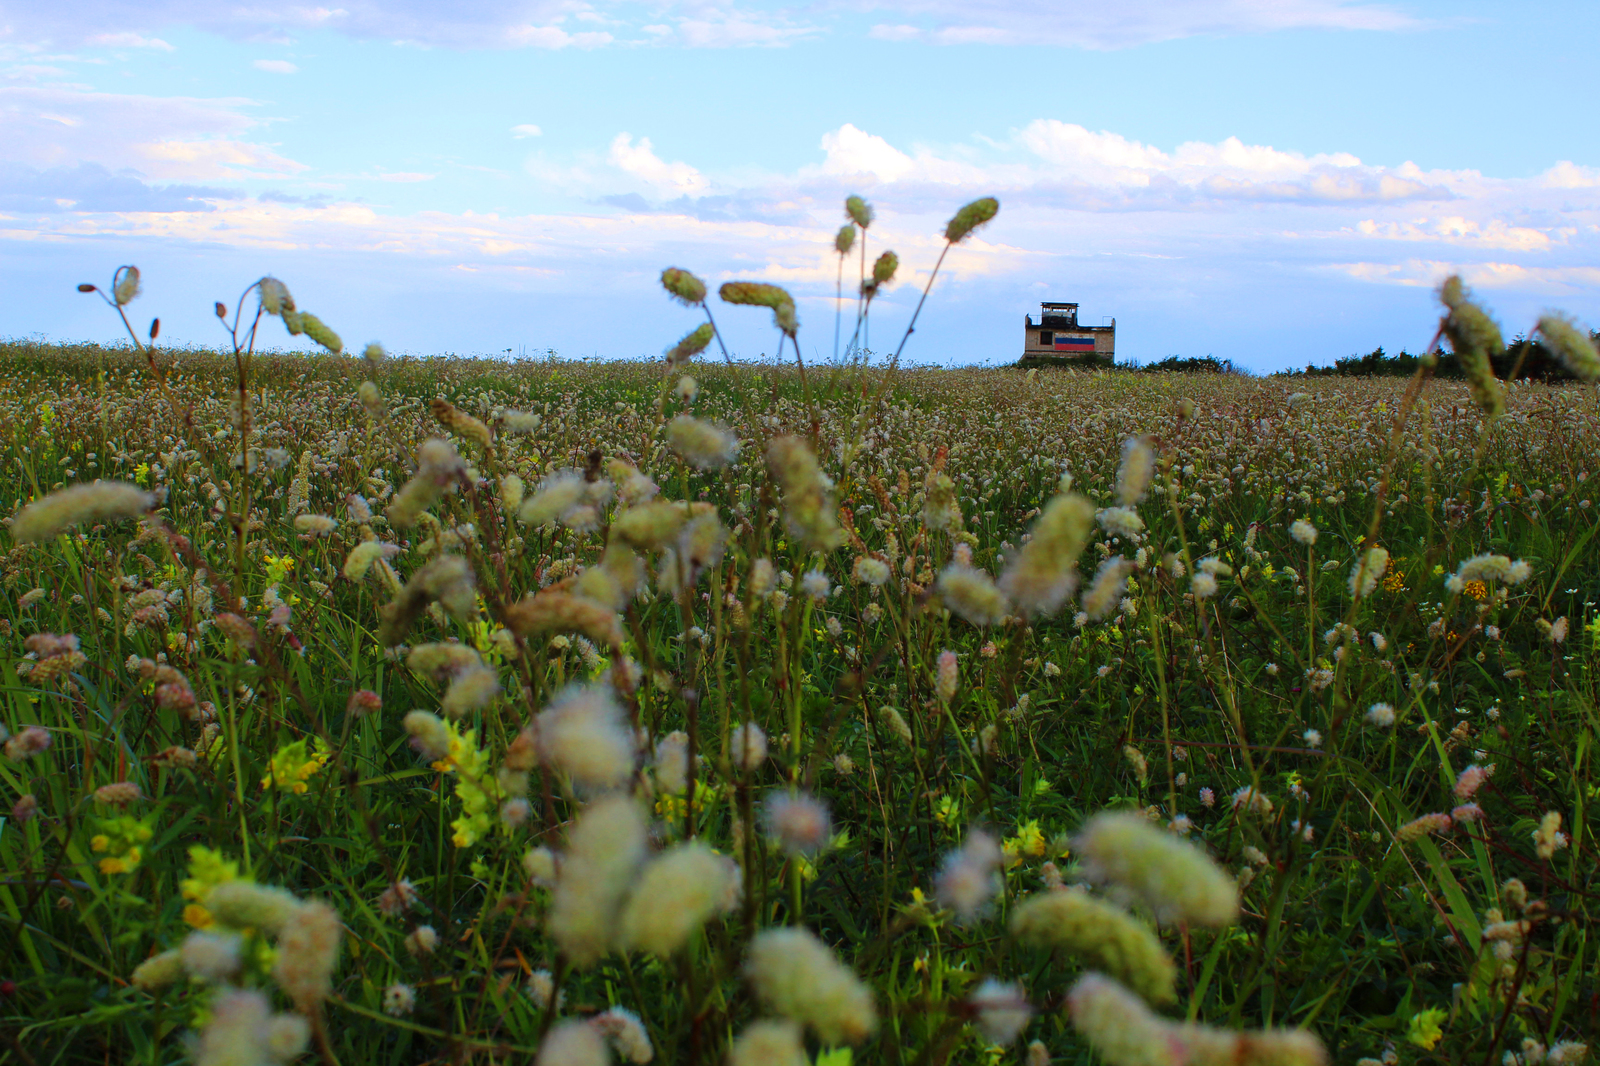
1438;275;1504;418
845;195;873;229
945;197;999;243
259;277;294;315
1536;313;1600;381
114;266;141;306
661;267;707;306
295;311;343;353
666;323;714;364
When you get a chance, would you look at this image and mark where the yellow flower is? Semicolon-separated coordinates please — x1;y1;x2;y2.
262;553;295;587
1016;820;1046;855
89;817;152;875
1002;819;1047;868
261;737;330;793
180;846;241;926
1463;580;1488;601
1407;1009;1446;1050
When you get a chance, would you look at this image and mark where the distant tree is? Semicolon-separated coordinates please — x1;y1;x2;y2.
1288;330;1600;380
1136;355;1241;375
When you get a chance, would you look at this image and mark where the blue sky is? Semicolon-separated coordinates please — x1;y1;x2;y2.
2;0;1597;370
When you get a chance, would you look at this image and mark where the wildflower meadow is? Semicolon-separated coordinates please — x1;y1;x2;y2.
0;195;1596;1066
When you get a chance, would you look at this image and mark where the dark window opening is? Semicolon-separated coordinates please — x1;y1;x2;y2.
1039;331;1053;346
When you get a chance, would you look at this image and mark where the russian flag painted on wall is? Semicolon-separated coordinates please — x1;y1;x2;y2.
1054;335;1096;351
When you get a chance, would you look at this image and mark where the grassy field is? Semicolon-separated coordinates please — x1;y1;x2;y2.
0;311;1595;1066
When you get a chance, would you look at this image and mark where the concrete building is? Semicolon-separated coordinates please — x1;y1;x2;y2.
1020;302;1114;366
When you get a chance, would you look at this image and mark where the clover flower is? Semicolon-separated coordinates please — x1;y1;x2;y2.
535;682;635;793
548;795;648;967
11;481;154;543
1075;811;1239;927
620;841;737;957
729;722;768;771
1000;493;1093;617
537;1021;609;1066
934;829;1003;922
764;791;832;855
969;978;1033;1044
272;899;342;1010
745;926;878;1045
937;564;1009;627
1533;811;1569;859
1011;889;1177;1004
665;415;739;470
383;983;416;1017
592;1008;654;1063
730;1021;807;1066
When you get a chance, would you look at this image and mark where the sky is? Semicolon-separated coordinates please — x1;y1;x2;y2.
1;1;1597;372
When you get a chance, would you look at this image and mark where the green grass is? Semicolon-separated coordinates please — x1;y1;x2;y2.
0;325;1595;1066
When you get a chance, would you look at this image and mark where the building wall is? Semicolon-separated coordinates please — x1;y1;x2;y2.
1022;326;1115;358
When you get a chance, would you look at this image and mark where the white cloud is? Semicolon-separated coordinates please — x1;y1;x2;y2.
819;124;917;182
511;123;543;138
0;84;306;180
1352;216;1562;252
87;32;175;50
4;105;1596;368
138;138;307;179
608;132;708;195
252;59;299;73
1011;120;1447;203
1542;161;1600;189
505;25;614;48
0;0;1418;51
852;0;1416;49
1332;259;1600;294
867;23;922;41
672;17;816;47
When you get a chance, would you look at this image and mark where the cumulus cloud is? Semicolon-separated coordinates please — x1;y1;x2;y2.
1011;120;1445;204
608;133;709;195
3;106;1596;367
